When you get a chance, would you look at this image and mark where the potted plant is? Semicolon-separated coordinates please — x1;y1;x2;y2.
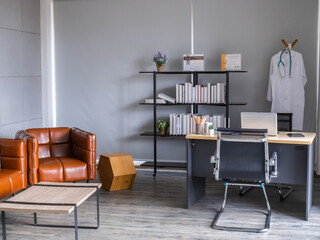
156;120;169;136
153;51;167;72
209;125;215;137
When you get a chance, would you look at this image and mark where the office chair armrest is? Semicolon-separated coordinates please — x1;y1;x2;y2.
269;152;278;178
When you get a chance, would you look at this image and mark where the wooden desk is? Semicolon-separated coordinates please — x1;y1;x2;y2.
186;132;316;221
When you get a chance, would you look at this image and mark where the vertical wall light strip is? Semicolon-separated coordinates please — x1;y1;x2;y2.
191;0;194;55
50;0;57;127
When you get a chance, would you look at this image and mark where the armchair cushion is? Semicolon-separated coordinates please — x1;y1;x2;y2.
39;157;64;182
59;157;87;182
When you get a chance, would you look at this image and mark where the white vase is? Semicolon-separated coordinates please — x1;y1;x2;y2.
209;129;215;137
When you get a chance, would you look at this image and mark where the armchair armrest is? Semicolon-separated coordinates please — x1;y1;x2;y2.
70;127;96;180
0;139;27;188
16;130;39;185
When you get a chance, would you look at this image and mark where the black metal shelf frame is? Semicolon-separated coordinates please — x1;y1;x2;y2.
139;70;247;176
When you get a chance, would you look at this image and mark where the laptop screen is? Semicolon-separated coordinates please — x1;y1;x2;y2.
241;112;278;136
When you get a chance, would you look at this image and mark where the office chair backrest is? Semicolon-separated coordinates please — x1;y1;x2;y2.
219;141;265;181
214;128;271;183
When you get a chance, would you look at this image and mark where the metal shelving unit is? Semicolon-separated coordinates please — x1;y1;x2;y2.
140;70;247;176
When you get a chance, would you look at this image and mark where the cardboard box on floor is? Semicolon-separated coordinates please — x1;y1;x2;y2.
98;153;136;191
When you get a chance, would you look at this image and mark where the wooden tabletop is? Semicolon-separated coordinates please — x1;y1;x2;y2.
186;131;316;145
0;182;101;214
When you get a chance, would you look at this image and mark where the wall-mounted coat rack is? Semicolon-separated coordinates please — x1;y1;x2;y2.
281;39;298;49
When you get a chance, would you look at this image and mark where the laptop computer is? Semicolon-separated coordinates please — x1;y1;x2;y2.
241;112;278;136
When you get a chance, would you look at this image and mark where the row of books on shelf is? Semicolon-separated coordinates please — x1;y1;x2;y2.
169;113;227;135
176;82;225;104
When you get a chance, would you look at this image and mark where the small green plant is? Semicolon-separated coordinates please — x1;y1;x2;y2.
208;125;214;130
156;120;169;129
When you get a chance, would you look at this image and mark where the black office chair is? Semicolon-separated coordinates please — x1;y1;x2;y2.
211;128;278;233
239;113;293;200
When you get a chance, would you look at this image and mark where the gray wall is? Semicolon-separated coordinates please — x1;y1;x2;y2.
54;0;191;161
54;0;318;162
0;0;42;138
194;0;318;131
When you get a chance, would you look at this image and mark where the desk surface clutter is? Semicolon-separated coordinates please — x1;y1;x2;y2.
186;131;316;145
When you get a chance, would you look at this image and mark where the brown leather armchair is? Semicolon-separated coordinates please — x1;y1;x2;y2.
0;139;27;199
16;127;96;186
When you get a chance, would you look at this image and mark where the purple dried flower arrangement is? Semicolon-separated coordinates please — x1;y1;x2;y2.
153;51;167;67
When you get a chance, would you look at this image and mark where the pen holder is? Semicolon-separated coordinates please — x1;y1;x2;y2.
196;124;204;134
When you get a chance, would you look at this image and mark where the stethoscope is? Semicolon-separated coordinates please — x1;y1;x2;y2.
278;48;292;78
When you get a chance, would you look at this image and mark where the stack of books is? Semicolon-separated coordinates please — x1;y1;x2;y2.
169;114;227;135
145;93;175;104
176;82;225;104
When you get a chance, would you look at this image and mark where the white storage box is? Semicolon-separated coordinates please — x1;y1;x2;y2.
183;54;204;71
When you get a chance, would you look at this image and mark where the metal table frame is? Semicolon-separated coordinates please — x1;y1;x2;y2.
1;184;100;240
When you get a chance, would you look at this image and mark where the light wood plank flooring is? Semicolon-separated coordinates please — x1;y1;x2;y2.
2;169;320;239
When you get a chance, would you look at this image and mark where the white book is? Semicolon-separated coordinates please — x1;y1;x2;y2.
182;86;185;104
145;98;166;104
201;86;204;104
203;87;208;104
210;85;214;103
172;114;175;135
176;115;179;135
184;83;188;104
158;93;175;103
213;85;217;104
170;114;173;135
179;114;183;135
186;114;189;135
190;115;194;134
179;85;183;103
207;83;211;104
220;83;225;104
216;83;221;104
192;87;196;103
217;115;224;128
183;114;187;135
176;84;179;103
213;115;217;128
209;116;213;124
188;83;192;103
196;85;200;103
175;114;178;135
185;82;192;104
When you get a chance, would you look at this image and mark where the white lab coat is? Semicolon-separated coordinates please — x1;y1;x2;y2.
267;50;307;130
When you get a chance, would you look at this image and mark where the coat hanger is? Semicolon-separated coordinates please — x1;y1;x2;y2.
281;39;298;50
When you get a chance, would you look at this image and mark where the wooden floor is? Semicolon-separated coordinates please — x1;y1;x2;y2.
3;169;320;239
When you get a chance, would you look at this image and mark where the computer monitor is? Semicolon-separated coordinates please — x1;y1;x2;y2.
241;112;278;136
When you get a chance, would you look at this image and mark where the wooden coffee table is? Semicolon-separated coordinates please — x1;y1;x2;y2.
0;182;101;240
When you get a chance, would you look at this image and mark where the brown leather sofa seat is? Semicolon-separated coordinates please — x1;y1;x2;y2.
16;127;96;185
0;139;27;199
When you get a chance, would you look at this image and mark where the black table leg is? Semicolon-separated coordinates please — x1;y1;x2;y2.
96;187;100;228
74;205;78;240
34;213;37;225
2;211;6;240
